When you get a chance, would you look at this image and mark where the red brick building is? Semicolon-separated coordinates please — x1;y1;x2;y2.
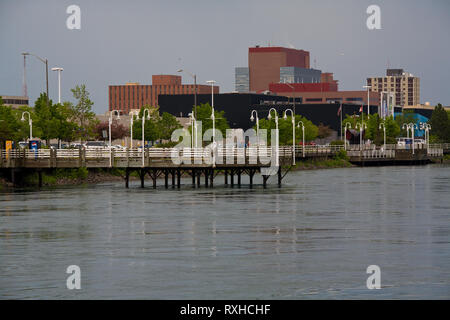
109;75;219;114
249;46;310;93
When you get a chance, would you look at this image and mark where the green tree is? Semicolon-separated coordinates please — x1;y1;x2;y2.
69;84;96;141
0;98;22;146
132;105;161;145
159;112;182;140
257;114;318;145
189;103;230;139
394;110;416;137
429;104;450;142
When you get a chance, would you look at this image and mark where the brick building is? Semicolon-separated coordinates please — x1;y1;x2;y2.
109;75;219;114
248;46;310;93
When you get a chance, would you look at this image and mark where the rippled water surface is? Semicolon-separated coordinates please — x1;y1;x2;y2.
1;165;449;299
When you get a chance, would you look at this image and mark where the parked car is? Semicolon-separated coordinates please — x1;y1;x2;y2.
84;141;107;149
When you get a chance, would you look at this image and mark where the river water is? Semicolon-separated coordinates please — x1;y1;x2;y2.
0;164;449;299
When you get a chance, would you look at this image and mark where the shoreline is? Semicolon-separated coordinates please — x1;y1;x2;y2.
1;158;448;190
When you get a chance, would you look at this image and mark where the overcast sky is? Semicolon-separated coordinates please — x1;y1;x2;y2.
1;0;449;113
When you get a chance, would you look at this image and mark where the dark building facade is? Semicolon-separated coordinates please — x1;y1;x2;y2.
158;93;380;134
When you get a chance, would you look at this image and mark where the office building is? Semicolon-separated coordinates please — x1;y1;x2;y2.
367;69;420;106
248;46;310;92
235;67;249;92
280;67;321;84
0;95;29;108
109;75;219;114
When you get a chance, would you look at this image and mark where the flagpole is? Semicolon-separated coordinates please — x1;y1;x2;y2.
340;101;343;141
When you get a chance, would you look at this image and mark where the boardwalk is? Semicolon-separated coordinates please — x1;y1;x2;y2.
0;144;446;188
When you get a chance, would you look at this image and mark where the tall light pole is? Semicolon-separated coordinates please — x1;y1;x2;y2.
379;122;386;152
363;85;371;117
344;122;352;150
21;111;33;141
206;80;216;166
22;53;27;97
250;110;259;146
141;108;151;167
284;108;295;165
109;110;121;167
189;112;197;148
423;124;431;148
177;69;197;118
129;110;140;149
268;108;279;167
409;123;417;154
297;120;305;157
356;122;367;150
22;52;49;104
51;67;63;103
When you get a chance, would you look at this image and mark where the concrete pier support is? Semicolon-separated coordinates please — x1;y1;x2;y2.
125;168;130;188
140;169;145;188
177;169;181;188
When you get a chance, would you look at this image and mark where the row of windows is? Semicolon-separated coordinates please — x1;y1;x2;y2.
1;99;29;105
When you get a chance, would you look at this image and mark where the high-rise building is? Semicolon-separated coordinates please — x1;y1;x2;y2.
280;67;321;84
248;46;310;92
235;67;249;92
367;69;420;106
109;75;219;114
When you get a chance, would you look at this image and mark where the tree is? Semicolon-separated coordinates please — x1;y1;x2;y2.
132;105;161;145
94;120;128;141
69;84;96;141
394;110;416;137
257;115;318;145
159;112;182;140
317;123;333;143
429;104;450;142
344;113;400;145
190;103;230;138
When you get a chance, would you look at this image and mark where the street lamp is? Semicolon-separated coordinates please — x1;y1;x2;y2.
356;122;367;150
141;109;151;167
402;123;410;139
344;122;352;150
250;110;259;146
297;120;305;158
379;122;386;152
129;110;140;149
268;108;279;167
188;112;197;148
22;52;49;103
283;108;295;165
363;85;372;117
21;111;33;141
109;110;121;167
206;80;216;166
177;69;197;118
422;123;431;148
51;67;63;103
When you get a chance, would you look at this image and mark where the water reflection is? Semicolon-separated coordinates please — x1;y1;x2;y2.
0;165;449;299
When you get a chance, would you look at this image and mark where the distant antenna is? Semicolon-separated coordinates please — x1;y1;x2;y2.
22;53;27;97
314;59;317;69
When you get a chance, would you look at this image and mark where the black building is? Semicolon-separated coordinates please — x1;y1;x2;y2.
158;93;380;135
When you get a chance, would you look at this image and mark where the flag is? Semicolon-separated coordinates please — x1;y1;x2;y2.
337;105;342;116
359;105;363;113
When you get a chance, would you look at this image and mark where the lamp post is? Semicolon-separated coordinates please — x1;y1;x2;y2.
129;110;140;149
21;111;33;141
250;110;259;146
379;122;386;152
177;69;197;118
22;52;48;104
356;122;367;150
206;80;216;166
51;67;63;103
283;108;295;165
188;112;197;148
402;123;410;139
297;120;305;157
363;85;372;117
409;123;417;154
424;124;431;148
141;109;151;167
109;110;121;167
344;122;352;150
268;108;279;167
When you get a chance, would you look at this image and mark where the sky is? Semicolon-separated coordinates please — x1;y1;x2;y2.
1;0;450;114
